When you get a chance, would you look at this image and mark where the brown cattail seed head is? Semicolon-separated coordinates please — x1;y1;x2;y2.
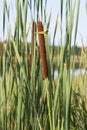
37;21;48;79
32;21;36;56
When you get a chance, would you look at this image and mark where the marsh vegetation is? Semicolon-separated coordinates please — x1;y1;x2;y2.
0;0;87;130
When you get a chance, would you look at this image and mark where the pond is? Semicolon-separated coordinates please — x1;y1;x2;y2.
54;68;87;79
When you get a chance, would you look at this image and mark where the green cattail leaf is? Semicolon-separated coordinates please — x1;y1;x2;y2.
60;0;63;22
86;3;87;13
16;0;20;48
22;0;25;6
6;4;10;21
3;0;6;36
44;9;46;24
52;14;58;44
33;0;35;18
24;0;28;27
74;0;80;44
46;10;52;30
41;0;43;19
20;5;23;38
28;0;31;10
30;0;32;10
66;0;70;30
36;0;39;20
68;0;76;43
12;41;21;64
45;0;47;9
54;14;58;36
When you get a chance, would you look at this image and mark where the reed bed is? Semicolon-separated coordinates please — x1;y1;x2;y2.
0;0;87;130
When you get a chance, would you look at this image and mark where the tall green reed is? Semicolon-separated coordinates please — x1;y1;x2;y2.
1;0;86;130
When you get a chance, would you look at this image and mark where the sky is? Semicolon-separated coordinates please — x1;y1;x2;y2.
47;0;87;46
0;0;87;46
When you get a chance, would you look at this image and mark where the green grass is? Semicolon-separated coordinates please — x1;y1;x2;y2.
0;0;87;130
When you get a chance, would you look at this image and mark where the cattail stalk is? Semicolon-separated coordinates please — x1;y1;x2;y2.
28;53;32;76
0;42;3;56
37;21;48;79
28;21;36;77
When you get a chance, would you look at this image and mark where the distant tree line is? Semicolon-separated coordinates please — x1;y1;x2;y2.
70;45;82;55
0;41;83;57
49;45;82;56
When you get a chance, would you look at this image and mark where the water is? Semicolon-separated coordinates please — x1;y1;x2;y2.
71;69;86;76
54;68;86;79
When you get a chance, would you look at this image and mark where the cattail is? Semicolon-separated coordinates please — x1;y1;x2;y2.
28;21;36;77
32;21;36;56
37;21;48;79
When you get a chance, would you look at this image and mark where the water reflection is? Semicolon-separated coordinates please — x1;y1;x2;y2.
54;69;86;79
